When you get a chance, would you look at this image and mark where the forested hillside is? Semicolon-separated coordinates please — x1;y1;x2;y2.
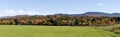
0;15;120;26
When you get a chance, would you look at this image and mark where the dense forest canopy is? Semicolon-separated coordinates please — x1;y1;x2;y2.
0;14;120;26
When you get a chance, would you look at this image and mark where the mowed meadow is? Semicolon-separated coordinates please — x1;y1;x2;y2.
0;25;118;37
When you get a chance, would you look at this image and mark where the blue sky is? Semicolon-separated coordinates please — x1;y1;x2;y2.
0;0;120;16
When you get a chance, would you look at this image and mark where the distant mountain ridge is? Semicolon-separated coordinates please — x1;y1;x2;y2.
54;12;120;17
0;12;120;19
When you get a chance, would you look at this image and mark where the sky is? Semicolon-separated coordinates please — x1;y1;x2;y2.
0;0;120;16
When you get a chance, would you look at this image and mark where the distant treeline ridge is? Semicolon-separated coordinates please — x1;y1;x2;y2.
0;15;120;26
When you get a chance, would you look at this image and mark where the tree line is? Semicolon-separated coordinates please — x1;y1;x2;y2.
0;15;120;26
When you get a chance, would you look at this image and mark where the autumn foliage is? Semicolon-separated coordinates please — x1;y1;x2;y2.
0;15;119;26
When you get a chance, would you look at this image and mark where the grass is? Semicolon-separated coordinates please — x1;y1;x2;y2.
0;25;119;37
94;24;120;37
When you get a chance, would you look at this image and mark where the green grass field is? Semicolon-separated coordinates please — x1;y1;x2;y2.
0;25;119;37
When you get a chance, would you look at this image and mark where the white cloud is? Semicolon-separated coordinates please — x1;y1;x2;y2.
0;9;58;16
97;3;104;6
18;10;26;15
4;9;16;13
0;9;40;16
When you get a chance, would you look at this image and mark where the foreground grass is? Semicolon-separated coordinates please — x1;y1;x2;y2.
94;24;120;37
0;25;118;37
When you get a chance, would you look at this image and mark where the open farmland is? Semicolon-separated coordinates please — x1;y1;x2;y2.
0;25;118;37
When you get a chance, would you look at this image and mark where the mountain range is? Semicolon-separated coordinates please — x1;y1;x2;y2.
54;12;120;17
1;12;120;19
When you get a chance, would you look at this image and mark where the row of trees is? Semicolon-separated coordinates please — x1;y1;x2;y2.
0;15;120;26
